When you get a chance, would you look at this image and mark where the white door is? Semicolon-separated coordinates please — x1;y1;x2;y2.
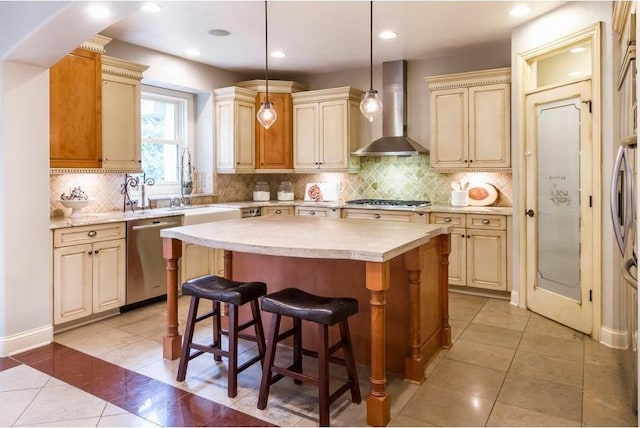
525;80;593;334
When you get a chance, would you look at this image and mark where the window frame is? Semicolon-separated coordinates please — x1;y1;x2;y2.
140;85;194;197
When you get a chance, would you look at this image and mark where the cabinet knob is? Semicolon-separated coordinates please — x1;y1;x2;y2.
469;159;473;163
236;162;240;165
87;230;97;237
464;160;468;163
373;214;381;219
443;218;452;223
309;211;316;215
481;219;490;225
94;250;100;254
138;160;142;163
88;251;93;255
275;209;282;214
461;235;465;238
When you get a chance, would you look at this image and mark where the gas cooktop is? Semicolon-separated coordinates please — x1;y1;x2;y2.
345;199;431;207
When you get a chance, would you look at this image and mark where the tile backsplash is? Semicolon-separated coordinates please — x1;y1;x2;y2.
50;154;512;216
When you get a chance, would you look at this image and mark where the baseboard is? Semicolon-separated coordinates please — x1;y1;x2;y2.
510;290;521;308
600;326;629;349
0;324;53;357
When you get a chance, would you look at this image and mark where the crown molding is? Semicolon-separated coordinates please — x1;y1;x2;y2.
79;35;112;54
235;79;308;93
425;67;511;89
214;86;258;103
292;86;364;103
102;56;148;80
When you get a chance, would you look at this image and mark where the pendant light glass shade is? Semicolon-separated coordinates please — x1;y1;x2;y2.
360;1;383;122
257;100;277;129
360;89;382;122
258;1;277;129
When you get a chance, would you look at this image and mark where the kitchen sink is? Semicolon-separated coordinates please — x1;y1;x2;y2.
160;205;242;225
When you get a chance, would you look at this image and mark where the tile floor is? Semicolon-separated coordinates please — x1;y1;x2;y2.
1;292;638;427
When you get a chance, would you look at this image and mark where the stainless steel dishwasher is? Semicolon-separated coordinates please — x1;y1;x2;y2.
126;215;182;305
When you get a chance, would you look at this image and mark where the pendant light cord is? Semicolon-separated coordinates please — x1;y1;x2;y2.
369;0;373;91
264;0;269;102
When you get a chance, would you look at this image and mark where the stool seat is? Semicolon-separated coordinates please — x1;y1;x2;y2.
183;275;266;306
261;288;358;325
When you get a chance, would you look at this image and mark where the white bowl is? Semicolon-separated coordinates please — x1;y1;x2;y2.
59;198;95;217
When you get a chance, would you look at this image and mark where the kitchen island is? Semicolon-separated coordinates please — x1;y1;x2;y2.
161;216;451;426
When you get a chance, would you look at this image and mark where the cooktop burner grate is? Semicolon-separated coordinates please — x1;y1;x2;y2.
346;199;431;207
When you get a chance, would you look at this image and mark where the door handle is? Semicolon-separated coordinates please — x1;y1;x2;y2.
525;209;535;217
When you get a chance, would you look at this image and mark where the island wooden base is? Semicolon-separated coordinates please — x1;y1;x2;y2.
162;234;451;426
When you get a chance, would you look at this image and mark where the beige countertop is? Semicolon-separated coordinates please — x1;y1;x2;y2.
50;200;512;229
160;215;451;263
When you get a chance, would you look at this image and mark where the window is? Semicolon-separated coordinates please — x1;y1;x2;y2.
140;86;193;194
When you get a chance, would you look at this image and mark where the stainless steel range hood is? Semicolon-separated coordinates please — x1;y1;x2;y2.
352;60;428;156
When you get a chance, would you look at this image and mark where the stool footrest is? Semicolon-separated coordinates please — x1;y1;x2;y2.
272;364;318;385
195;310;216;323
190;342;229;358
237;354;262;374
301;348;349;367
329;382;356;405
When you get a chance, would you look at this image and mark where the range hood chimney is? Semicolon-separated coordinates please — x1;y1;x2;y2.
352;60;428;156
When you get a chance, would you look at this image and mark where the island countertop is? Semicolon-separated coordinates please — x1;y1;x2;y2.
160;215;451;263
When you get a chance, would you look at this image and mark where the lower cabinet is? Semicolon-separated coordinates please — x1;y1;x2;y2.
295;206;341;218
341;208;428;223
182;244;224;284
430;212;510;291
53;223;126;325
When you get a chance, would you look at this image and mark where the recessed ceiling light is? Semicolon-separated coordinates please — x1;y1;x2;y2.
209;29;231;37
569;47;587;54
509;5;531;17
379;31;397;40
185;48;201;56
270;50;286;58
141;2;161;13
569;71;584;77
87;5;111;19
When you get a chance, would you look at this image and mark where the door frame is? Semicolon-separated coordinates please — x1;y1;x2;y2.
515;23;602;340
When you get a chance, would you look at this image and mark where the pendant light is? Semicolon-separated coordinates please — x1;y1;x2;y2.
257;0;277;129
360;0;383;122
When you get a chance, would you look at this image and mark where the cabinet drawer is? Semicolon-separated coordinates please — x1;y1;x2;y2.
263;206;294;216
430;212;466;227
295;206;341;218
54;222;126;248
342;208;414;222
467;214;506;230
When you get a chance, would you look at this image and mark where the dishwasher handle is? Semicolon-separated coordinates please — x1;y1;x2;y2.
131;221;179;230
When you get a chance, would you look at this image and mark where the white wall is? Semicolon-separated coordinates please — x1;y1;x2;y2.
511;1;619;341
0;62;52;355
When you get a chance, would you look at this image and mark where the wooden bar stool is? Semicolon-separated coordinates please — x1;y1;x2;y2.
257;288;361;426
176;275;267;398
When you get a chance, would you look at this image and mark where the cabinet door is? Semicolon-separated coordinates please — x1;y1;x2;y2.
50;48;102;168
468;83;511;168
102;76;141;170
92;239;126;313
293;103;319;169
215;100;255;172
430;88;468;168
466;229;507;290
448;227;467;286
53;244;93;324
256;92;292;169
319;100;348;169
182;243;214;283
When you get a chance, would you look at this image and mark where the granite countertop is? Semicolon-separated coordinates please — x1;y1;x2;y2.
160;215;451;263
50;200;512;229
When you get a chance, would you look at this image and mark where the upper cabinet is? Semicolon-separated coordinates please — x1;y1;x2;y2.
291;87;362;172
215;86;257;173
101;56;148;171
235;80;307;172
255;92;292;169
425;68;511;171
50;36;110;169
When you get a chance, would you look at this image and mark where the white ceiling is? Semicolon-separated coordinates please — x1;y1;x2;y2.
102;1;567;75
